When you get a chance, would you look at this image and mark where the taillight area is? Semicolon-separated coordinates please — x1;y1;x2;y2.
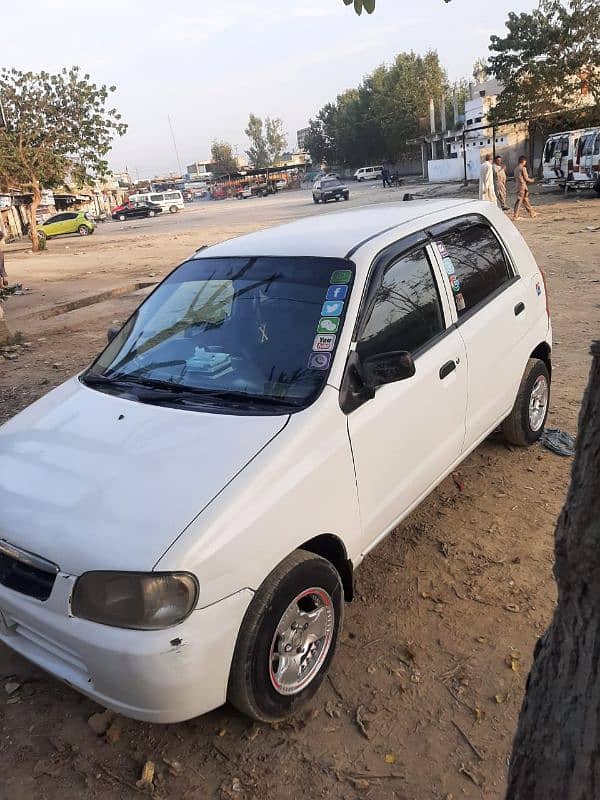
539;266;550;318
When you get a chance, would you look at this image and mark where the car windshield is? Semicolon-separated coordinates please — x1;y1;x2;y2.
322;180;340;188
82;256;355;414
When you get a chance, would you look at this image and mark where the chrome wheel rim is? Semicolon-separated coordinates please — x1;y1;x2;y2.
529;375;549;432
269;588;334;696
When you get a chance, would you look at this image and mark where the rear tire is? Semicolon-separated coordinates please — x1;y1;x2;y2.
148;210;155;218
169;205;178;214
228;550;344;722
313;197;319;204
502;358;550;446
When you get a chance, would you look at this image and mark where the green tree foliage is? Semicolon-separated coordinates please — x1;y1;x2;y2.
488;0;600;120
0;66;126;250
210;140;238;175
265;117;288;164
304;51;448;166
341;0;451;12
244;114;287;167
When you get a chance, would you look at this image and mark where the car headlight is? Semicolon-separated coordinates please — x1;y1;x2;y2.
72;572;199;630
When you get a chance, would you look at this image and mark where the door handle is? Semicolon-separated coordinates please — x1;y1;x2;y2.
514;302;525;316
439;360;457;380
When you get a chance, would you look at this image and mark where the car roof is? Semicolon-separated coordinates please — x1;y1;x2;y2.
195;199;479;260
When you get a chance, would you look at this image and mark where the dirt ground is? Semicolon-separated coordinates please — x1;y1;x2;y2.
0;185;598;800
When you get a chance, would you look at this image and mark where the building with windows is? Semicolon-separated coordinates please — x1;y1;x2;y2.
296;127;310;152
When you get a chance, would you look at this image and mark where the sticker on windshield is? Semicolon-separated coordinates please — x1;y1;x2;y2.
326;285;348;302
321;300;344;317
450;275;461;293
317;317;340;334
443;257;455;275
436;241;449;258
313;334;336;352
455;292;466;311
330;269;352;285
308;352;332;370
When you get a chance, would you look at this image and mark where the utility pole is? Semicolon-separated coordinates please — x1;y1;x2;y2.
0;94;7;130
167;115;183;177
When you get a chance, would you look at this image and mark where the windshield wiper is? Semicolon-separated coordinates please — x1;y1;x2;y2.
81;373;299;410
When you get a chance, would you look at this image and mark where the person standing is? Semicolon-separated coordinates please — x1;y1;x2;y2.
0;229;7;288
493;155;509;211
381;165;391;188
513;155;537;220
479;154;496;203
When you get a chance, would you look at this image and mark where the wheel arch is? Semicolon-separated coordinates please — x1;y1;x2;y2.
299;534;354;602
530;341;552;380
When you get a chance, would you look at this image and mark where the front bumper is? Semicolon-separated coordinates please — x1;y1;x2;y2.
0;576;253;723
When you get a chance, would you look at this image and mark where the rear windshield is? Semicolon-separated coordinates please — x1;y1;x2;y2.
83;257;355;414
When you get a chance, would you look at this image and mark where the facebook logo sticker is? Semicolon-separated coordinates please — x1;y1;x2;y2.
321;300;344;317
326;285;348;301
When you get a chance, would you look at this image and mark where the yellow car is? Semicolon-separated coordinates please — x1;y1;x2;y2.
39;211;96;239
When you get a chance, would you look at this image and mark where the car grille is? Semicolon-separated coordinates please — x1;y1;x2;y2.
0;541;58;601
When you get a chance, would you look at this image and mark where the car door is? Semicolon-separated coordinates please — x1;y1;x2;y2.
346;237;468;551
428;215;528;450
42;213;66;236
59;212;78;234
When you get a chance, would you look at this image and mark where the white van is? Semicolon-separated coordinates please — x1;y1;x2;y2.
0;200;551;724
542;128;600;189
129;190;184;213
353;165;383;182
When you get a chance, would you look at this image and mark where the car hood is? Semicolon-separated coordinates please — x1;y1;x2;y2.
0;379;288;574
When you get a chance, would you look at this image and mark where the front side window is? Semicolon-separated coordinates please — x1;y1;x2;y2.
357;248;444;362
434;224;512;317
83;257;355;414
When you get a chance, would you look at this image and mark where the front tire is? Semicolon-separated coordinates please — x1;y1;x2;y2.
228;550;344;722
78;225;90;236
502;358;550;446
118;214;126;221
148;210;155;218
169;205;178;214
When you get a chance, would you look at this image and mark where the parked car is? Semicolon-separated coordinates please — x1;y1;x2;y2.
0;200;551;724
128;191;185;214
38;211;96;239
112;201;163;221
313;177;350;204
354;165;383;181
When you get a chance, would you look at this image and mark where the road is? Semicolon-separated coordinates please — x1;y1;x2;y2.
0;183;599;800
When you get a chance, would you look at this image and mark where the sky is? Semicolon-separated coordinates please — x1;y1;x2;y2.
2;0;538;178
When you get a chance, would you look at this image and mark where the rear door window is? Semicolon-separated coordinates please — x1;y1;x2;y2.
433;224;512;317
150;194;163;202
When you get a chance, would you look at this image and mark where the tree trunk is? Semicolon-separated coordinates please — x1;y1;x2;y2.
28;181;41;253
506;341;600;800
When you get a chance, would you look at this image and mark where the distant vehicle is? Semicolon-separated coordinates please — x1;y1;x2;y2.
542;128;600;192
112;201;163;221
236;186;256;199
38;211;96;239
129;191;184;213
275;180;287;189
353;165;383;182
313;177;349;204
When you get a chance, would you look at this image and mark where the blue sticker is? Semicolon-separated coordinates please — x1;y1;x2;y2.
321;300;344;317
450;275;461;293
443;257;455;275
326;285;348;302
308;352;332;370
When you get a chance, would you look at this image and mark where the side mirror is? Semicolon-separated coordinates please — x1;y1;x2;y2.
107;326;119;343
362;350;415;388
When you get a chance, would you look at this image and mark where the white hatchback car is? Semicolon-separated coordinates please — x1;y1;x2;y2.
0;199;551;723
